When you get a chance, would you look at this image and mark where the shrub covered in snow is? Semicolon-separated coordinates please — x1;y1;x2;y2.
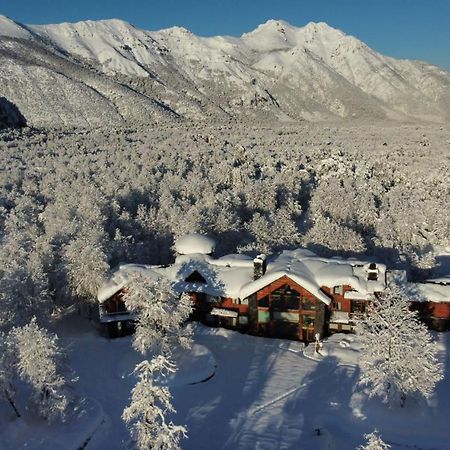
358;430;390;450
0;319;74;422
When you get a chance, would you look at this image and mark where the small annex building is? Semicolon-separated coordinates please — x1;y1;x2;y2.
97;233;391;341
411;278;450;331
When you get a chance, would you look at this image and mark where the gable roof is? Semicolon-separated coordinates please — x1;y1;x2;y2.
238;249;385;305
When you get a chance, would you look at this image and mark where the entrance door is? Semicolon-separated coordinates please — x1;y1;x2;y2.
299;314;316;342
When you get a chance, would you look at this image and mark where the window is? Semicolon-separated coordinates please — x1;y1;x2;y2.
271;285;300;310
302;316;315;328
334;285;343;295
239;316;248;325
185;271;207;283
301;297;316;310
259;296;270;307
273;311;299;323
258;310;270;323
332;301;342;311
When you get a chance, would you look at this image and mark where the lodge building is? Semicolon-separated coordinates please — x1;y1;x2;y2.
97;234;450;341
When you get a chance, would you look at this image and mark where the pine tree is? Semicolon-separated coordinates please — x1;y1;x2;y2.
356;283;443;407
358;430;390;450
122;274;192;449
10;318;71;422
122;357;187;450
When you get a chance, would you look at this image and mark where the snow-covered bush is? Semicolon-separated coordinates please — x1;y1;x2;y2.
302;215;367;255
358;430;390;450
0;233;51;330
356;284;443;407
63;228;109;301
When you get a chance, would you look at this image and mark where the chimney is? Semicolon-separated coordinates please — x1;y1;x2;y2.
367;263;379;281
253;254;267;280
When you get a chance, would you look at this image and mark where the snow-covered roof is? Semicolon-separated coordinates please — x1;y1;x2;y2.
329;311;350;324
210;308;238;318
97;264;162;303
97;243;387;306
174;233;216;255
344;290;372;300
413;279;450;303
238;249;386;306
388;272;450;303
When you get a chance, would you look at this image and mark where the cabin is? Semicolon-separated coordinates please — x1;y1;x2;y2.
97;234;391;342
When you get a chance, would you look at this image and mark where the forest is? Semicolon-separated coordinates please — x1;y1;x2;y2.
1;122;449;332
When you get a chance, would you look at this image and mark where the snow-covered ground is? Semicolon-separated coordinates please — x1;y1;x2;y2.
2;313;448;450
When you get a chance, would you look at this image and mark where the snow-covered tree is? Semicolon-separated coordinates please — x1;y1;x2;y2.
123;274;193;355
63;228;109;301
356;283;443;407
122;275;192;449
122;357;187;450
302;215;367;255
9;318;71;422
0;234;51;330
358;430;390;450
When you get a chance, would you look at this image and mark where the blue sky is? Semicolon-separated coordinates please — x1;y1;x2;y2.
1;0;449;69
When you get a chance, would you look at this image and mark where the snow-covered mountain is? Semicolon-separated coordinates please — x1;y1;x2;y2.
1;15;449;127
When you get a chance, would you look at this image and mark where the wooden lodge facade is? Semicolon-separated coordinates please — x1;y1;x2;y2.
189;279;375;342
97;234;450;341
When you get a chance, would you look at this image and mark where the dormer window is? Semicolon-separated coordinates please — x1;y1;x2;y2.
185;271;207;283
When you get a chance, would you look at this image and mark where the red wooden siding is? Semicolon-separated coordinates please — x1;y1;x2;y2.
432;302;450;319
322;285;354;313
189;293;247;314
412;301;450;320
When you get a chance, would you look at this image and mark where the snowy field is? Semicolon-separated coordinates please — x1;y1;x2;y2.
2;313;448;450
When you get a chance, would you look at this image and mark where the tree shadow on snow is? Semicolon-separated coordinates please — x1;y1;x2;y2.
171;331;307;450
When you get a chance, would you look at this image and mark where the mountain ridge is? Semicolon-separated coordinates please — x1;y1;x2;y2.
1;15;449;127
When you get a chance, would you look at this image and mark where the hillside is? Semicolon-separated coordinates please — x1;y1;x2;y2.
1;15;450;127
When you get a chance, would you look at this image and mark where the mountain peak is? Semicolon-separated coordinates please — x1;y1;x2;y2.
243;19;295;37
158;26;193;35
301;21;345;38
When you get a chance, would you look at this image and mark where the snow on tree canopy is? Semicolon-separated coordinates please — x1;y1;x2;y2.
174;233;216;255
